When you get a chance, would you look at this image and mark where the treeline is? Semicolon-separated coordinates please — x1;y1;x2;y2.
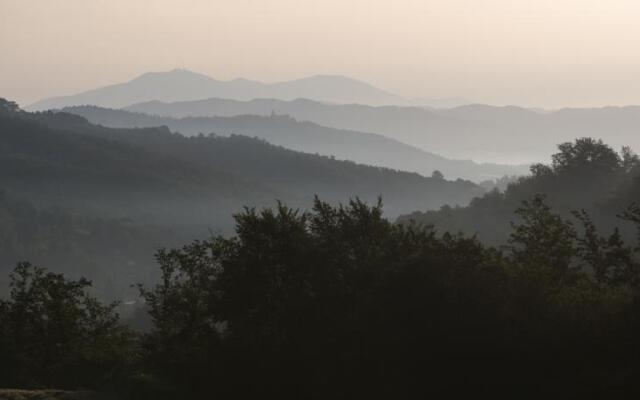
3;196;640;398
399;137;640;245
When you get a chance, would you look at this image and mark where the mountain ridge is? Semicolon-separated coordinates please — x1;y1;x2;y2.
26;69;405;110
125;96;640;163
0;99;485;223
64;105;529;181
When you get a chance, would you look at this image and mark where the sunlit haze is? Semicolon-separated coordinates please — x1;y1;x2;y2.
2;0;640;108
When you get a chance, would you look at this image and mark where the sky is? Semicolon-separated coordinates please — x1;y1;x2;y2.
1;0;640;108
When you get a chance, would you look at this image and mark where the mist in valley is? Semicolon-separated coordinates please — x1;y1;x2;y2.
3;1;640;398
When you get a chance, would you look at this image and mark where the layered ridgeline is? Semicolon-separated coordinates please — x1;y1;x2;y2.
0;98;483;297
31;107;483;217
1;98;484;224
398;138;640;245
26;69;405;110
0;103;272;228
126;97;640;164
63;105;526;181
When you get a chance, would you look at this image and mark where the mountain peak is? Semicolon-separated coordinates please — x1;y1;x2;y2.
133;68;216;83
27;71;405;110
290;74;375;86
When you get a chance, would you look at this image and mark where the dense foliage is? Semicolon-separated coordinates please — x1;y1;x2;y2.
400;137;640;245
3;195;640;397
133;197;640;398
0;263;136;390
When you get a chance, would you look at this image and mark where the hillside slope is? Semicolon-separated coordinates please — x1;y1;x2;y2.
65;105;527;181
1;100;484;221
36;109;484;218
0;109;272;228
126;97;640;163
398;138;640;245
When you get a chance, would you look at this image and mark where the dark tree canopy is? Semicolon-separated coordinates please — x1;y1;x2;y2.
0;263;135;390
131;196;640;399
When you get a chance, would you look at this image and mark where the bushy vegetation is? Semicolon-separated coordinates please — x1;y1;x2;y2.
0;263;137;391
3;195;640;398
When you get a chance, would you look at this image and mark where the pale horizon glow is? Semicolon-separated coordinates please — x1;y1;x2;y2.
2;0;640;108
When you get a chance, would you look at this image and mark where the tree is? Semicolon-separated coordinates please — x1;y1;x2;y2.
621;146;640;174
137;198;513;398
126;196;640;398
137;239;224;396
552;138;621;174
0;262;135;389
573;209;638;285
431;170;444;180
621;203;640;251
509;195;578;280
0;98;19;115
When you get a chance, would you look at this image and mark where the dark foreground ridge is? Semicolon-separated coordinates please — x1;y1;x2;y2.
3;193;640;399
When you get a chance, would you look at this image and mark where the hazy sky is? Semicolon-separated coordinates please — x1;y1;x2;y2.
2;0;640;108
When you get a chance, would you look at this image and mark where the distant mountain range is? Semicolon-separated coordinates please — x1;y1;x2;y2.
26;69;408;110
64;105;528;181
27;69;640;165
125;97;640;163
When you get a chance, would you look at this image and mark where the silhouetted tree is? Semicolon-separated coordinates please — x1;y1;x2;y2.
431;169;444;180
0;262;135;389
0;98;19;115
509;194;578;280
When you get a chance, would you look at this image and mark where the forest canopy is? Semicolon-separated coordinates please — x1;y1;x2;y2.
3;194;640;398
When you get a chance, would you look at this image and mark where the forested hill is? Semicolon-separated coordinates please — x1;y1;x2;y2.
0;102;273;228
398;138;640;245
33;106;484;217
62;105;526;181
0;98;483;224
